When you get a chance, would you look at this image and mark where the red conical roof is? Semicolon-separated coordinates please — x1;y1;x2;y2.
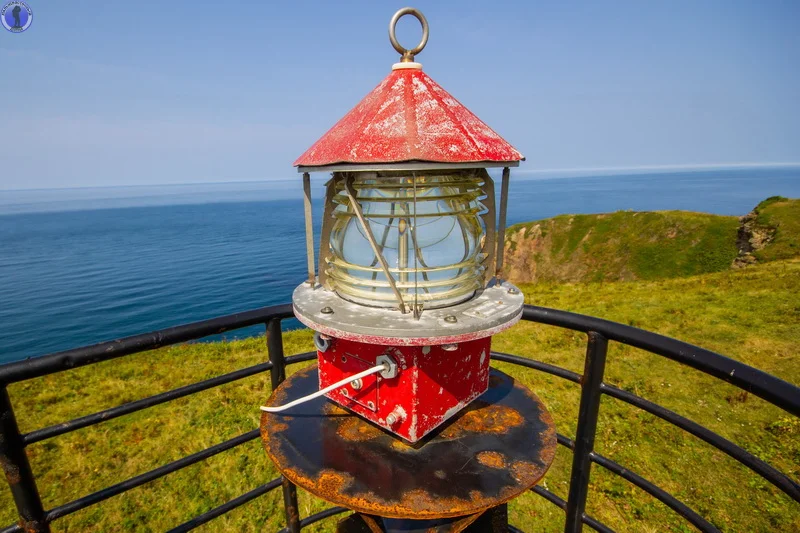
294;66;523;169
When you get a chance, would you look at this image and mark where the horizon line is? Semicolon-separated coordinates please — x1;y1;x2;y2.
514;162;800;175
2;162;799;192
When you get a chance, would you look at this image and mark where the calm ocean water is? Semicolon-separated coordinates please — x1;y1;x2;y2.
1;168;799;364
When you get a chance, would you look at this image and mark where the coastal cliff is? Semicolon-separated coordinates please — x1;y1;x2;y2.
503;197;798;284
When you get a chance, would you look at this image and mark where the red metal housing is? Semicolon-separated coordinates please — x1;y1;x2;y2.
294;67;524;168
318;336;492;442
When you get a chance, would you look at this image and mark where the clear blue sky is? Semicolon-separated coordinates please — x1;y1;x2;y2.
1;0;799;189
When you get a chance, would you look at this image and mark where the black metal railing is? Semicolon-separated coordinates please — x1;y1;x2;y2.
0;304;798;532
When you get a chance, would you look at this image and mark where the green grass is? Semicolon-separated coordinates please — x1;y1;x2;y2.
752;197;800;262
504;210;740;283
1;260;798;532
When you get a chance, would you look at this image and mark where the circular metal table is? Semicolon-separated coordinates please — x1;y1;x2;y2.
260;365;556;529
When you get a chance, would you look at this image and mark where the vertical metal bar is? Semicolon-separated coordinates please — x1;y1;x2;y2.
494;167;510;281
281;477;301;533
302;172;316;286
317;175;338;288
266;320;301;533
343;176;408;313
266;319;286;389
479;170;497;286
564;332;609;533
0;386;50;533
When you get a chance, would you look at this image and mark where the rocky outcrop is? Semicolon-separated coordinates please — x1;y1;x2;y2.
732;211;776;269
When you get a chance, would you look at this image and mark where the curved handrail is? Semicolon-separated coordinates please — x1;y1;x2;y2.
0;304;294;384
521;305;800;417
0;302;797;533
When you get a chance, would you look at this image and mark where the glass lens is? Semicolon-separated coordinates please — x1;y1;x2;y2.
326;170;490;309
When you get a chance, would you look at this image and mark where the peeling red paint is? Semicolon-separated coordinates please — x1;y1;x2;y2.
294;67;523;168
318;336;492;442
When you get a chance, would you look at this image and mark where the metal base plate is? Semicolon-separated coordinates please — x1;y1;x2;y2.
292;282;524;346
260;365;556;520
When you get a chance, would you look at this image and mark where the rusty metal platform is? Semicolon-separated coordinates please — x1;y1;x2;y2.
260;365;556;520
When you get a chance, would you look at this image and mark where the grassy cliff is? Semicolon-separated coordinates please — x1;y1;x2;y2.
504;198;800;284
0;199;797;532
750;196;800;262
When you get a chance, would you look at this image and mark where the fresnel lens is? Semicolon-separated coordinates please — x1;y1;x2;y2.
291;8;524;442
327;170;492;310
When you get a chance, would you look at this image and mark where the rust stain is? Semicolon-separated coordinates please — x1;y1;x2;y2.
511;461;539;482
476;451;505;469
23;521;45;533
389;440;416;452
336;416;383;442
262;417;288;435
283;467;355;501
323;403;349;416
0;456;21;485
390;439;416;452
260;365;559;520
438;403;523;439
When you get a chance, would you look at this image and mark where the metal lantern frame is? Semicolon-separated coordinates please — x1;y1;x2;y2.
292;164;521;345
297;164;516;316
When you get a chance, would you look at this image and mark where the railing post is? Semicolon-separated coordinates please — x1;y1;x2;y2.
564;332;608;533
0;385;50;532
266;319;301;533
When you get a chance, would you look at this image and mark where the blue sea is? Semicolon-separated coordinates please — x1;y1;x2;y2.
1;167;799;364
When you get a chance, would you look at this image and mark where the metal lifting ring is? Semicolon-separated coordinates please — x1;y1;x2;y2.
388;7;429;62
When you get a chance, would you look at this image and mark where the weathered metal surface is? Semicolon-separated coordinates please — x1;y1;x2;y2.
302;172;316;286
293;66;524;169
292;281;524;345
318;337;492;442
267;319;302;533
260;366;556;519
296;161;518;173
338;505;506;533
495;167;511;281
565;332;609;533
0;387;49;533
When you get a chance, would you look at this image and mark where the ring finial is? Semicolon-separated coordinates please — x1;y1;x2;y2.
388;8;429;63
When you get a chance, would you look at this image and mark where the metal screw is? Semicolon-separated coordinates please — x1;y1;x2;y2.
507;287;520;295
367;401;375;410
444;315;457;323
320;306;334;314
386;413;398;425
350;378;363;390
341;389;349;397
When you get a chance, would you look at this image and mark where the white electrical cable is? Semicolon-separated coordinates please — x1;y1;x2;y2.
260;363;388;413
